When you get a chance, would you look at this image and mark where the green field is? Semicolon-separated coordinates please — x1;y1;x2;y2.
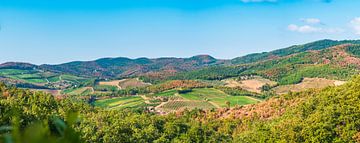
179;88;258;107
0;69;30;75
95;96;146;110
47;76;61;82
159;101;215;112
153;90;177;97
93;84;118;92
62;87;93;95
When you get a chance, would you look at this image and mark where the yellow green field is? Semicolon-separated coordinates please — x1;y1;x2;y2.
94;96;146;110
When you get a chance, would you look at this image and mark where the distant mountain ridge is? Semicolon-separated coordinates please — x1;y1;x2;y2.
1;39;359;80
35;55;224;78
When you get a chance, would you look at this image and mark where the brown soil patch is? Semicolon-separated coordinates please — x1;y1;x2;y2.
274;77;345;95
99;80;124;89
225;77;277;93
118;78;151;89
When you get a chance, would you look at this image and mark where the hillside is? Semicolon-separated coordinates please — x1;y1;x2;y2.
0;39;359;96
231;39;360;64
1;74;359;142
172;43;360;85
39;55;223;79
1;39;359;82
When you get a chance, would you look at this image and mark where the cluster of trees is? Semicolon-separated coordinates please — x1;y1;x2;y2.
347;44;360;57
1;75;360;142
276;64;356;85
169;66;247;81
231;39;360;64
214;86;258;97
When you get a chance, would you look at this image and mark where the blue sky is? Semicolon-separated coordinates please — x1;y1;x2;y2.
0;0;359;64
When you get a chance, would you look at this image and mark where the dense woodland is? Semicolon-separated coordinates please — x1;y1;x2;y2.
347;44;360;57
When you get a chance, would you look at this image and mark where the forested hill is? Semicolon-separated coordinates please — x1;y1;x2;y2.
169;44;360;85
38;55;224;78
1;74;359;142
231;39;360;64
0;55;224;79
0;39;359;81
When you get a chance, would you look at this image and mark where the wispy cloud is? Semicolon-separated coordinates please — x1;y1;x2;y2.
287;18;343;34
288;24;319;33
240;0;277;3
287;24;343;34
301;18;322;25
350;17;360;35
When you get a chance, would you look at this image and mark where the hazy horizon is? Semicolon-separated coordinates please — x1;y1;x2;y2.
1;0;360;64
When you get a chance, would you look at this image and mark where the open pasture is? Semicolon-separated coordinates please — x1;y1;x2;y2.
95;96;146;109
179;88;258;107
158;101;215;112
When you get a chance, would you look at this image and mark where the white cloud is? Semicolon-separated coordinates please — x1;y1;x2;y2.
240;0;277;3
287;24;320;33
301;18;321;24
287;24;343;34
350;17;360;35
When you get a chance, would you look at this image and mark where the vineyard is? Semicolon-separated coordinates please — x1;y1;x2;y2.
118;78;151;89
62;87;93;95
158;101;215;112
94;96;146;109
179;88;258;107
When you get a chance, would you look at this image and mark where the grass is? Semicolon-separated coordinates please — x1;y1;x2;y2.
93;84;118;92
62;87;93;95
13;74;42;79
154;90;177;97
95;96;146;109
24;78;48;83
0;69;30;75
159;101;215;112
60;74;85;83
47;76;61;82
6;74;47;84
179;88;258;107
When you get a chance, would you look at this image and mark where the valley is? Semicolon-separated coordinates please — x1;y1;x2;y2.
1;40;358;114
1;39;360;142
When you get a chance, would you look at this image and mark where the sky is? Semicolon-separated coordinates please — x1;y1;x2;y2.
0;0;359;64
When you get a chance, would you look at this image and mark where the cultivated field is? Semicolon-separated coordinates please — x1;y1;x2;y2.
157;101;215;112
95;96;146;110
98;80;123;89
95;88;259;113
224;77;277;93
99;78;150;89
178;88;258;107
62;87;93;95
118;78;151;89
153;90;178;97
31;89;62;96
274;77;346;94
0;69;48;84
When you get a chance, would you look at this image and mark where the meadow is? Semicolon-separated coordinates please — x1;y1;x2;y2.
178;88;259;107
94;96;146;110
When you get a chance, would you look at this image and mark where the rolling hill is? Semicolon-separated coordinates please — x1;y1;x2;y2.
39;55;224;79
0;39;359;91
171;41;360;85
